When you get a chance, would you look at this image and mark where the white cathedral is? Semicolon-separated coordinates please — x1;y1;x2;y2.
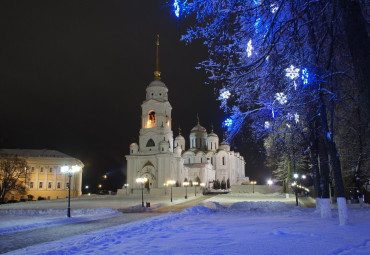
125;37;246;189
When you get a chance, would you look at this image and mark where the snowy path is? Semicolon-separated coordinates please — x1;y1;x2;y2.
0;212;161;254
0;195;212;253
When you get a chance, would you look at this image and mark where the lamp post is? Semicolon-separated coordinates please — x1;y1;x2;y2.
293;174;306;206
193;181;199;196
183;182;189;199
124;183;129;196
250;181;257;193
136;177;147;207
61;165;81;217
167;180;176;202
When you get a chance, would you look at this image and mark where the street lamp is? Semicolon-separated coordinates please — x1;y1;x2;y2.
136;177;147;207
124;183;129;196
183;182;189;199
250;181;257;193
167;180;176;202
267;180;273;186
61;165;81;217
193;181;199;196
293;174;306;206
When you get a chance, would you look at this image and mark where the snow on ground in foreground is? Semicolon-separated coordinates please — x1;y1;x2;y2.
0;208;121;234
6;200;370;255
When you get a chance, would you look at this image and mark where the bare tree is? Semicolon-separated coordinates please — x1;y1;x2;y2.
0;156;29;203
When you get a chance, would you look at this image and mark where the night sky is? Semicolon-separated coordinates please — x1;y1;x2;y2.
0;1;269;192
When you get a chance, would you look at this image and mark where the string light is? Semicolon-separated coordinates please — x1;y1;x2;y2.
173;0;180;18
247;39;253;57
219;89;231;99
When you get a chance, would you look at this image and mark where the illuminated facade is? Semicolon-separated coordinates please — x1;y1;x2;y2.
125;37;246;189
0;149;83;200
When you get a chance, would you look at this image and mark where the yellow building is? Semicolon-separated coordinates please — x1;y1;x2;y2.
0;149;83;200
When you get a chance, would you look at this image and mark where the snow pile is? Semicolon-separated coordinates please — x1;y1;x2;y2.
0;208;122;234
0;208;118;216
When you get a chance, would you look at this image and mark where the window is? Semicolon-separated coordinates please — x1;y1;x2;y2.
211;158;213;165
31;167;35;172
48;182;52;189
49;168;53;173
146;139;155;147
30;182;34;189
222;157;226;165
57;182;61;189
40;167;44;173
39;182;43;188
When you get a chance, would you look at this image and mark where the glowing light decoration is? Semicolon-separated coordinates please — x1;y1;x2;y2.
286;123;291;128
173;0;180;18
264;121;271;129
294;113;299;123
223;118;233;127
220;89;231;99
271;108;275;118
294;80;297;90
275;92;287;105
285;65;300;79
301;68;309;85
247;39;253;57
271;3;278;13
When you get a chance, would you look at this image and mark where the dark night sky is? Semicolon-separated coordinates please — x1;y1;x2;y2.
0;0;269;191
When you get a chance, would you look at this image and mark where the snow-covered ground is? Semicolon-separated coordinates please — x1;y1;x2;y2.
1;193;370;255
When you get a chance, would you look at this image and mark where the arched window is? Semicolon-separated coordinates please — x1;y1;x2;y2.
146;139;155;147
147;111;156;128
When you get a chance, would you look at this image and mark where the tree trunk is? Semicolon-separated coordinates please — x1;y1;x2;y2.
319;93;348;224
339;0;370;155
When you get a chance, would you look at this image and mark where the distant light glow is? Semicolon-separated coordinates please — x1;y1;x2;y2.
267;179;273;185
301;68;309;85
174;0;180;18
286;123;291;128
223;118;233;127
220;90;231;99
275;92;287;104
247;39;253;57
285;65;300;79
264;121;271;129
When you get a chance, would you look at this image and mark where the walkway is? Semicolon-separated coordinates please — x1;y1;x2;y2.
0;195;213;254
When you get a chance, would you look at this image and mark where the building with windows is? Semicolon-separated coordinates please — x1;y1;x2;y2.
125;38;246;190
0;149;83;200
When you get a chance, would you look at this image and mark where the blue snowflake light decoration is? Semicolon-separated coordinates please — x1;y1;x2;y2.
301;68;309;85
223;118;233;128
173;0;180;18
275;92;287;105
285;65;300;79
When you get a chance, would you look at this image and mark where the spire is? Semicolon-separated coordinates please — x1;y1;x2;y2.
154;34;161;80
178;126;182;135
197;113;200;125
211;124;214;133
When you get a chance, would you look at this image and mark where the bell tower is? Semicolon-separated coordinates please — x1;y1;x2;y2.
139;35;173;153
